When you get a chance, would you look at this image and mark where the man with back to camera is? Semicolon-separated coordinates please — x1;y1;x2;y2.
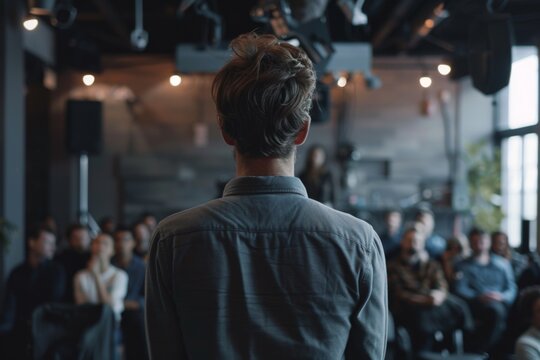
146;33;388;359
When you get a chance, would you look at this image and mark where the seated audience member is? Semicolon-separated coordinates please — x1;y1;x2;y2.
298;145;335;206
491;231;528;280
519;252;540;290
41;215;58;236
0;226;65;359
99;216;116;235
74;233;128;322
454;228;517;353
379;209;402;260
515;287;540;359
387;227;472;352
141;212;157;233
112;228;147;360
133;222;151;259
441;235;470;283
55;223;91;302
415;208;447;259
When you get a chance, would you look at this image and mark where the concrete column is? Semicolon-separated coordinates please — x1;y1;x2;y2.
0;0;25;286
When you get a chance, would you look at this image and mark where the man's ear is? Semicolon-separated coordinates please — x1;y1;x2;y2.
218;116;236;146
294;119;310;145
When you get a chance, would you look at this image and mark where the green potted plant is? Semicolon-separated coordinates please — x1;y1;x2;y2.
466;140;504;232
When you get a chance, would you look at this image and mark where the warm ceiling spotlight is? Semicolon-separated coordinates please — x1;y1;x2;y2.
424;19;435;29
437;64;451;76
419;76;432;88
82;74;95;86
23;17;39;31
337;76;347;88
169;74;182;87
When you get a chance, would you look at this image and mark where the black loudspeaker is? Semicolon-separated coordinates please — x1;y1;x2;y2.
66;100;103;155
468;14;514;95
310;81;330;124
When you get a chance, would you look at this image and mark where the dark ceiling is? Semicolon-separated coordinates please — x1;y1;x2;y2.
49;0;540;70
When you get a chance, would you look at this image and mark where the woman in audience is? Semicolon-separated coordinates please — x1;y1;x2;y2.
298;144;335;207
74;233;128;322
491;231;528;280
516;287;540;359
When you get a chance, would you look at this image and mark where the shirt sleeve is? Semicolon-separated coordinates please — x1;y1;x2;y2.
432;262;449;293
111;270;128;318
145;230;187;359
500;259;517;305
51;265;66;302
73;272;87;305
453;261;477;300
344;228;388;359
387;262;417;303
516;338;540;360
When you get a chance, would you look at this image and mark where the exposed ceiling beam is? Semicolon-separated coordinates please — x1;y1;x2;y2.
372;0;418;48
91;0;131;42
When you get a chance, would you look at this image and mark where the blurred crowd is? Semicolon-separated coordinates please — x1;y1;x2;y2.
381;208;540;359
0;213;156;360
2;194;540;360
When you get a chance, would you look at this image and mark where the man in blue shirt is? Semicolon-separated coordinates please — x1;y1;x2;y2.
454;228;517;354
146;33;388;359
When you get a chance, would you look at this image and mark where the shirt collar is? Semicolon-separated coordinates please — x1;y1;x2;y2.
223;176;308;197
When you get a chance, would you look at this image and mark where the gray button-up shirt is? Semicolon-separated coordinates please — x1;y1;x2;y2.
146;176;388;359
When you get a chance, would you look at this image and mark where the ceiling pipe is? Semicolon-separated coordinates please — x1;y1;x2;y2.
91;0;131;43
406;1;449;50
372;0;417;49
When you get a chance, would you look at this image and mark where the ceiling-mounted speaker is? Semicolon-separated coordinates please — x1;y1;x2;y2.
66;100;102;155
468;14;514;95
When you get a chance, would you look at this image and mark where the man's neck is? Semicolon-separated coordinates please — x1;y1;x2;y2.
116;252;133;268
236;153;295;177
28;253;45;268
474;251;490;264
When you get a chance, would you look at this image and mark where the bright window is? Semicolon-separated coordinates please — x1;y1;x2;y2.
508;54;538;129
501;49;538;249
502;135;537;248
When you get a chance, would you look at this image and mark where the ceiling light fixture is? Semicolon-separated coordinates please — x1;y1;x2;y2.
169;74;182;87
82;74;95;86
419;76;432;88
437;64;451;76
337;75;348;88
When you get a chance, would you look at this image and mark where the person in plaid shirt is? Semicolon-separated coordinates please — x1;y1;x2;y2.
388;226;472;352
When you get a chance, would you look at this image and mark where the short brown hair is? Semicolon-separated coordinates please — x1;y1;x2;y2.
212;33;316;158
